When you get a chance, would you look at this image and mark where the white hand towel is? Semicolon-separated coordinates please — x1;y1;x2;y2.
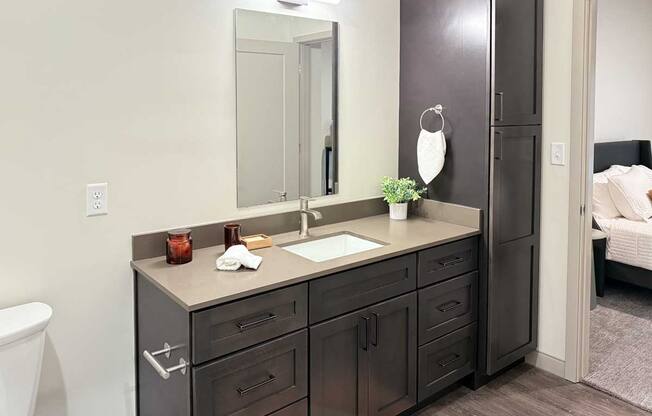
216;245;263;271
417;128;446;186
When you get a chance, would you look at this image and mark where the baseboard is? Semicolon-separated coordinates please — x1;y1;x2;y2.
525;351;566;378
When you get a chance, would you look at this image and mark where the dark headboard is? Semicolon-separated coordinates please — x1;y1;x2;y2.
594;140;652;173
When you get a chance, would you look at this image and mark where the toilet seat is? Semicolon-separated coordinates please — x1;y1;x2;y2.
0;303;52;346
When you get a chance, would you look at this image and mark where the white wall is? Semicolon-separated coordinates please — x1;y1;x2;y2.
536;0;574;363
0;1;400;415
237;9;333;42
594;0;652;142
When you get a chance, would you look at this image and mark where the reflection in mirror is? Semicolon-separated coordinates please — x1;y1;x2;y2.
235;9;338;208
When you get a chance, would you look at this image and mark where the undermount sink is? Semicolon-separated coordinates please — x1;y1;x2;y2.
281;232;385;262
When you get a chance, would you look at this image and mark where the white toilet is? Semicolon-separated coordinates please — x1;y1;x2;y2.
0;302;53;416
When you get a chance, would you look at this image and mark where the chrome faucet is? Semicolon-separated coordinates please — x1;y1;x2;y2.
299;197;323;238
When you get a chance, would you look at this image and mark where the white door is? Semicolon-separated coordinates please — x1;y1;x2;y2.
236;39;300;207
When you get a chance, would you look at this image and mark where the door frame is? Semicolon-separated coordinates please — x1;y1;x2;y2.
564;0;597;382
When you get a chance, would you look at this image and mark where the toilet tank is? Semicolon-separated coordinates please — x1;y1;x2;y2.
0;303;53;416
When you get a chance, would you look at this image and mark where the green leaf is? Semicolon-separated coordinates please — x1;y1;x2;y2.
380;176;426;204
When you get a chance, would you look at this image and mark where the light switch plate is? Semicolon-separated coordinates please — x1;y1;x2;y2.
551;143;566;166
87;183;108;216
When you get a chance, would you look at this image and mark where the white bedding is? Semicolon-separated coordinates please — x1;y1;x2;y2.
595;217;652;271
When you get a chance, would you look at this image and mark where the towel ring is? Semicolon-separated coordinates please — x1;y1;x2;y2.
420;105;446;132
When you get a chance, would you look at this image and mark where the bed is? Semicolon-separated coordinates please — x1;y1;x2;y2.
593;140;652;290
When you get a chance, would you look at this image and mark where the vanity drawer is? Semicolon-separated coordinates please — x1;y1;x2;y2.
418;237;478;287
192;284;308;364
309;254;417;324
268;399;308;416
419;272;478;345
193;330;308;416
418;324;476;401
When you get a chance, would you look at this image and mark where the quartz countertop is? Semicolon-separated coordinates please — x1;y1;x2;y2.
131;214;480;311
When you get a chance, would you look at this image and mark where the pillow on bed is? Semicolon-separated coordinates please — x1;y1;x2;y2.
607;166;652;221
593;166;626;219
636;164;652;179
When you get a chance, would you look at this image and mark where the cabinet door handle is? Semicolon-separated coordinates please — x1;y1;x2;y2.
359;316;370;351
437;300;463;313
236;313;277;331
370;313;379;347
494;131;503;160
438;353;462;368
237;374;277;396
495;92;504;122
439;256;465;268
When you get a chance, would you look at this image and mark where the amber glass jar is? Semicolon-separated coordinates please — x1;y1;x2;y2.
224;223;242;250
166;229;193;265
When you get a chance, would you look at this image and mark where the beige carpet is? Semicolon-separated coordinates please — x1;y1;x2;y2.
584;281;652;412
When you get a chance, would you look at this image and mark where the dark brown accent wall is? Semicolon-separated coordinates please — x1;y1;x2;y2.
399;0;493;386
399;0;491;211
132;198;388;261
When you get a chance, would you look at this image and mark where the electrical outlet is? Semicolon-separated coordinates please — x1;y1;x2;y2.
87;183;108;216
551;143;566;166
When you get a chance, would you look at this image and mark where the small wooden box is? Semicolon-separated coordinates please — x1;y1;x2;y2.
241;234;273;250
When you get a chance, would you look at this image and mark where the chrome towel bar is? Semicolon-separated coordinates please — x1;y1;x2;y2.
143;343;188;380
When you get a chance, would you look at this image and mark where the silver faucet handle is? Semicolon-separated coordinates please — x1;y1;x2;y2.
299;196;314;210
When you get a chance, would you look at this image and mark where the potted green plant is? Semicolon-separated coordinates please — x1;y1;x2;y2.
381;177;426;220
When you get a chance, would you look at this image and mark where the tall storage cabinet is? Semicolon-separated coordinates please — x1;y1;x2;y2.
487;0;542;375
399;0;543;381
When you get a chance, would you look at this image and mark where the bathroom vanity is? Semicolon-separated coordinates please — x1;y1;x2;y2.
132;204;481;416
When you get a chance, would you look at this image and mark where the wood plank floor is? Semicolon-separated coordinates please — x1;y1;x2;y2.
417;364;650;416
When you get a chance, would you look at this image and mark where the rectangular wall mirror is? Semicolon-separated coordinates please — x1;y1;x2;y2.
235;9;339;208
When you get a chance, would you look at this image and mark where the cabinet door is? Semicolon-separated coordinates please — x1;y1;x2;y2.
310;309;370;416
488;126;541;374
492;0;543;126
368;293;417;416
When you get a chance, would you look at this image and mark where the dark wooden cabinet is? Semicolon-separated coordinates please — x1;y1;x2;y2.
136;237;479;416
192;284;308;364
487;126;541;374
418;324;476;401
310;293;418;416
310;308;369;416
419;272;478;345
269;399;308;416
492;0;543;126
398;0;544;389
309;254;416;324
368;294;417;416
193;330;308;416
418;238;478;288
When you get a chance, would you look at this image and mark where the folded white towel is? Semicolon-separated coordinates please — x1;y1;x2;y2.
417;128;446;186
216;245;263;271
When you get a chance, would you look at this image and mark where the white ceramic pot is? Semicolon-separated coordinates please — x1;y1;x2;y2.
389;203;408;220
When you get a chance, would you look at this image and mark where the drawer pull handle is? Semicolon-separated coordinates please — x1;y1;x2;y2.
438;353;462;368
143;343;188;380
359;316;370;351
237;374;277;396
437;300;463;313
236;313;278;331
439;256;465;268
